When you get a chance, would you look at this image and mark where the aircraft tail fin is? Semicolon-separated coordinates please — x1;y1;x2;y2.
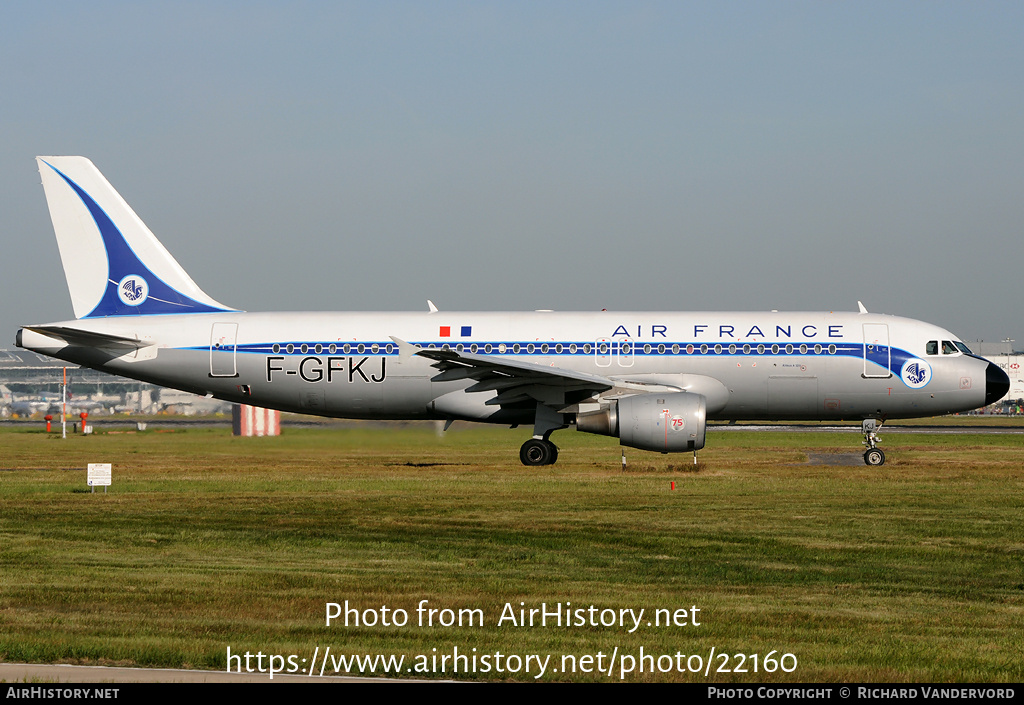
36;156;238;318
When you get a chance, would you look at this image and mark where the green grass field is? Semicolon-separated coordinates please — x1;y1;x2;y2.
1;422;1021;682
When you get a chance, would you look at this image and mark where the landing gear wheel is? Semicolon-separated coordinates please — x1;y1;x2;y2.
520;439;558;466
861;419;885;467
864;448;885;466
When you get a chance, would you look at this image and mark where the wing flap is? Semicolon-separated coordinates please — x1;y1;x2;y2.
391;336;613;408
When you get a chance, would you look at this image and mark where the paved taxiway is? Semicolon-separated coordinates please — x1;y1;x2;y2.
0;662;401;683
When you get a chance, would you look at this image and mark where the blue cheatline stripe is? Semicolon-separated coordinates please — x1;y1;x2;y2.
41;160;237;318
185;340;915;376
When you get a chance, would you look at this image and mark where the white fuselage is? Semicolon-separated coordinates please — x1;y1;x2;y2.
18;309;993;423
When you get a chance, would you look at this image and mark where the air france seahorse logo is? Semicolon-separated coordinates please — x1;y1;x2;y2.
901;358;931;389
117;274;149;307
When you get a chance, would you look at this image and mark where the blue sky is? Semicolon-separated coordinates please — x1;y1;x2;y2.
3;2;1022;346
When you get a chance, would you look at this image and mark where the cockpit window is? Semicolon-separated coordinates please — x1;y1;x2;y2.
942;340;958;355
926;341;938;355
954;341;973;355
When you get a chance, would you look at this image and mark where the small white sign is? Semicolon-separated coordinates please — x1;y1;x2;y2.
87;463;111;487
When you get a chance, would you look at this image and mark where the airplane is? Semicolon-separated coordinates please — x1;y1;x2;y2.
16;157;1010;466
0;384;64;417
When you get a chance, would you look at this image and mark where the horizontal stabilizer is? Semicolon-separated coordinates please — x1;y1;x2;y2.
21;325;143;349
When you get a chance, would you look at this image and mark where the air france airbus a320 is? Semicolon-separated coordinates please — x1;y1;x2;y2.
17;157;1009;466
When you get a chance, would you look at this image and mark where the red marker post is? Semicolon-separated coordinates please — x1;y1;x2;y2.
44;414;52;433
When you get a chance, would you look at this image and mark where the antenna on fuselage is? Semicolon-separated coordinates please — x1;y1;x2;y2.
427;300;438;313
857;301;869;314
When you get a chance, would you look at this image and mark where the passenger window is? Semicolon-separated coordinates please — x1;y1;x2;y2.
926;341;938;355
942;340;958;355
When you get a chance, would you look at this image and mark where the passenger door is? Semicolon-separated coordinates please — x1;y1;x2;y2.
862;324;891;378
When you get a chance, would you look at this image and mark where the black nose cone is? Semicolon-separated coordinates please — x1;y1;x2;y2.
985;362;1010;406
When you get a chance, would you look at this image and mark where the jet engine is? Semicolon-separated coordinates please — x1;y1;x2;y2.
576;392;706;453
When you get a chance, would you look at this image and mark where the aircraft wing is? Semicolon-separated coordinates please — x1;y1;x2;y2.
391;337;613;408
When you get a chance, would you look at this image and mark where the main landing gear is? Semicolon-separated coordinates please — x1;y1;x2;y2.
520;438;558;466
862;418;885;466
520;403;567;466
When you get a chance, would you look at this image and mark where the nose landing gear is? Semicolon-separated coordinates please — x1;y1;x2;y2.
862;418;885;466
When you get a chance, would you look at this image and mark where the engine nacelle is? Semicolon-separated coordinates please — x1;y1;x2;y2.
576;392;706;453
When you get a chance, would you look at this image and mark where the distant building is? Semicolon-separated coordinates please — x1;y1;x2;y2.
981;354;1024;407
972;340;1017;357
0;348;115;386
0;349;229;416
971;342;1022;409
